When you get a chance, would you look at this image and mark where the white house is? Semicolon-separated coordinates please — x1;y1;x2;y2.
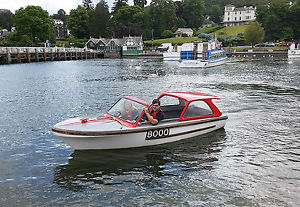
222;5;256;26
175;28;193;37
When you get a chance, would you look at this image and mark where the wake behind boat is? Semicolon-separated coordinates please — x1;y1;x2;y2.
52;92;228;150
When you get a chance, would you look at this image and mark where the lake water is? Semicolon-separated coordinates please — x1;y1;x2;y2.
0;58;299;206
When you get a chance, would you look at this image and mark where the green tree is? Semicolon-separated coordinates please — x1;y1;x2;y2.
89;0;110;37
256;0;289;41
115;6;144;26
67;6;90;39
148;0;177;38
16;35;32;47
112;0;128;14
244;21;264;47
182;0;205;29
0;10;13;30
13;6;55;42
134;0;147;8
83;0;94;10
288;0;300;39
209;4;222;24
161;29;173;38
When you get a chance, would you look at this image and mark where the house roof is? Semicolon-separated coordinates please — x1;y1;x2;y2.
203;19;215;25
87;36;143;46
175;28;193;34
160;92;219;102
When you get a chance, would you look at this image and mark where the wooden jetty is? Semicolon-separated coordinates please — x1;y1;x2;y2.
225;48;288;59
0;47;104;65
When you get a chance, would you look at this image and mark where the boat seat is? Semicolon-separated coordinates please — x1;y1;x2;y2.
161;105;185;119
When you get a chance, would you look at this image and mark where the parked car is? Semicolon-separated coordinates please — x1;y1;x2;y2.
255;42;275;47
264;42;275;47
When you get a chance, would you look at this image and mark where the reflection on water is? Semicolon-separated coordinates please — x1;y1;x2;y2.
54;129;226;192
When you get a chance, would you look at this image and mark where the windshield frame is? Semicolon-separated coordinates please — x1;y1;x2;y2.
107;97;147;125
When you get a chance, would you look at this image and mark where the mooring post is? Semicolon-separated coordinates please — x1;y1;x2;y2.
51;49;54;61
43;48;47;61
6;47;11;64
17;48;22;64
26;48;31;63
35;48;39;62
58;49;61;60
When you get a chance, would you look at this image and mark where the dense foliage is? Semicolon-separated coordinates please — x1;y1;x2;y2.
0;10;13;30
67;6;90;39
256;0;300;41
13;6;55;45
244;21;264;46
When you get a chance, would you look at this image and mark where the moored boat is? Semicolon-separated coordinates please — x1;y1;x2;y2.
52;92;228;150
288;43;300;58
179;40;227;68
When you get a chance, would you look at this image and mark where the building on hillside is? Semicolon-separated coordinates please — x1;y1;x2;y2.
201;19;216;29
54;19;68;39
175;28;193;37
85;36;144;56
0;9;10;13
0;29;10;40
222;5;256;26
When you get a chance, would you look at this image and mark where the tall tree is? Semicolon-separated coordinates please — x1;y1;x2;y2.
112;0;128;14
134;0;147;8
182;0;205;29
113;6;144;36
89;0;110;37
67;6;90;38
209;4;222;24
244;21;264;47
13;6;55;42
288;0;300;40
0;10;13;30
83;0;94;10
256;0;290;41
148;0;177;38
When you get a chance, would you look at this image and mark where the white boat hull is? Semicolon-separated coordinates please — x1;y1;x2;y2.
163;52;181;61
179;57;227;68
288;50;300;58
53;117;227;150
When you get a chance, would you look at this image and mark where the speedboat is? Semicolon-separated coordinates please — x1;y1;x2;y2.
52;92;228;150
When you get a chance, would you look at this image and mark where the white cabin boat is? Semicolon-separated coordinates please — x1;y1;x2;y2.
288;43;300;58
52;92;228;150
179;41;227;68
159;43;182;61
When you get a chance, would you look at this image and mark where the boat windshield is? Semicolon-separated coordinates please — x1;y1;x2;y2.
107;98;145;123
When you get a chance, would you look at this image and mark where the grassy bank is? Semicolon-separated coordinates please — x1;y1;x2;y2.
144;37;202;47
216;25;248;38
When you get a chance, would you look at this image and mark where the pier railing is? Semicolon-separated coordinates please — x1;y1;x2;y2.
0;47;93;54
0;47;103;64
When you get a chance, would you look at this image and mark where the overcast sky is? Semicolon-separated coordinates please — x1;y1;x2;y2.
0;0;140;14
